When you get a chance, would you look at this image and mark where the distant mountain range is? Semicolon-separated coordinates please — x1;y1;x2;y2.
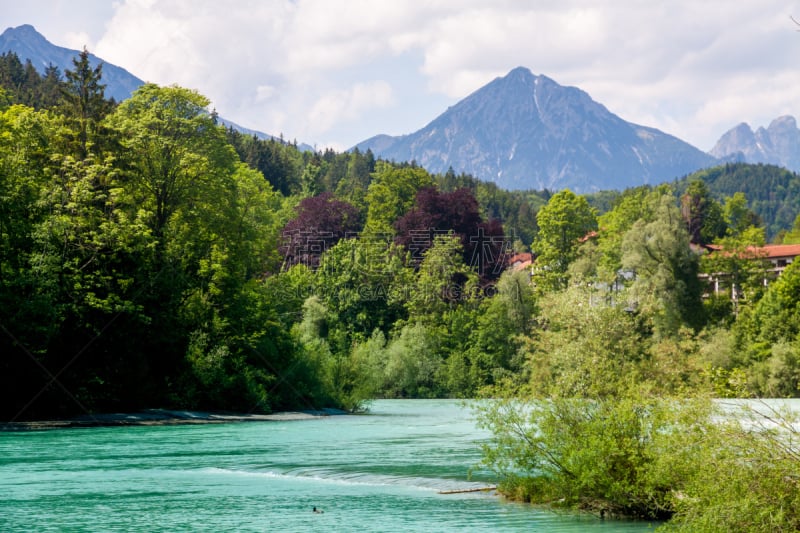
3;24;799;193
0;24;293;145
355;67;800;191
710;116;800;171
356;67;719;192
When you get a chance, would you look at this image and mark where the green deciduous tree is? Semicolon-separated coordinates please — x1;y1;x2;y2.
404;233;479;324
669;401;800;532
737;261;800;395
722;191;761;237
99;84;292;410
475;373;714;520
595;187;663;281
316;237;410;345
369;322;443;398
0;105;66;418
532;189;597;290
524;285;649;398
458;270;536;393
107;83;237;242
622;194;704;337
363;162;434;235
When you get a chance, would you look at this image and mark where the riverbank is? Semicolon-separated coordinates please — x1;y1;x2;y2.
1;407;348;430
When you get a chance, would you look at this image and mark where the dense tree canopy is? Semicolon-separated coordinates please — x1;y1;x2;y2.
680;179;725;245
678;163;800;240
395;187;508;282
3;50;800;530
363;162;434;235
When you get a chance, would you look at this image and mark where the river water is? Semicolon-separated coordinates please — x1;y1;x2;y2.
1;399;655;532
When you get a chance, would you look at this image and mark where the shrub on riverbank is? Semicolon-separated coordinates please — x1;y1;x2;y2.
665;401;800;532
475;384;712;520
476;390;800;530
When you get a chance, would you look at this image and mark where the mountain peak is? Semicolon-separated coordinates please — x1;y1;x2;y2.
1;24;51;49
2;24;42;38
501;66;557;84
356;67;715;192
504;66;535;82
711;116;800;171
496;67;559;90
768;115;797;132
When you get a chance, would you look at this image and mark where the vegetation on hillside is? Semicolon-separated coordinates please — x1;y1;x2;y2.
2;49;800;530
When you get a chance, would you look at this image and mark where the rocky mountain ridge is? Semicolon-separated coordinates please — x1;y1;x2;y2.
356;67;718;192
710;116;800;171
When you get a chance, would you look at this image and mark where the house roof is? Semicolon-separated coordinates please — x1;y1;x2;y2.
759;244;800;259
507;252;533;265
507;252;533;271
706;243;800;259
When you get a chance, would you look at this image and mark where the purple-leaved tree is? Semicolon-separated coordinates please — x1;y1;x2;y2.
280;192;362;269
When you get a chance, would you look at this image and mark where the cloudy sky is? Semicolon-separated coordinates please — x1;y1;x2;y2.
4;0;800;151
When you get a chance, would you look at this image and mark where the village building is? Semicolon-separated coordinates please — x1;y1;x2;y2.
702;243;800;299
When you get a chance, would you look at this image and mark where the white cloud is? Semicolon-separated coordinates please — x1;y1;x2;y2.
255;85;277;103
63;31;94;51
306;81;395;136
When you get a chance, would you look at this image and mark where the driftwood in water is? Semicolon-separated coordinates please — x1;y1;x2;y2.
438;486;497;494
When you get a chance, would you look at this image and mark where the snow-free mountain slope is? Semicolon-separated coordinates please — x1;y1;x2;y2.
356;67;717;192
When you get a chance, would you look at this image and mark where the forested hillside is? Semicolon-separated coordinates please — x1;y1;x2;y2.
2;48;800;425
675;163;800;240
0;49;544;419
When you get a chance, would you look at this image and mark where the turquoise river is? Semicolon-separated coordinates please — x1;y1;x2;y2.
1;399;656;532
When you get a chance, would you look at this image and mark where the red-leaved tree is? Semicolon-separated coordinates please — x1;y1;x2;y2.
395;187;508;282
280;192;362;268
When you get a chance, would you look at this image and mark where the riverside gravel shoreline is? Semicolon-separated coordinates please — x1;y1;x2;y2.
1;408;348;430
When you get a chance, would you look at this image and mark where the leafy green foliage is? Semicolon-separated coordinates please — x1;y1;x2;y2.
667;401;800;532
0;68;348;418
781;214;800;244
363;162;434;235
680;179;725;245
475;381;714;520
532;190;597;290
677;163;800;240
369;322;444;398
622;194;704;336
315;237;409;344
462;270;536;391
403;234;479;324
595;186;664;280
732;260;800;396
